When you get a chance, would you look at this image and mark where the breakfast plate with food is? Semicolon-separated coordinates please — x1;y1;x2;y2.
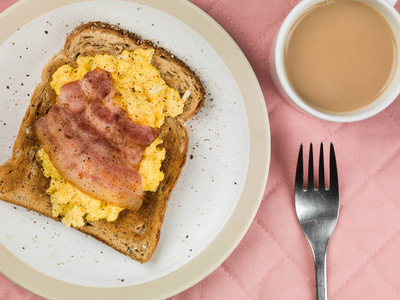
0;0;270;299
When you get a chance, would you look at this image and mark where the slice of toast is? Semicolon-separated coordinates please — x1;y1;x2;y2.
0;22;205;263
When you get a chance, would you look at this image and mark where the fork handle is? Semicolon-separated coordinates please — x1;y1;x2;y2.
314;250;327;300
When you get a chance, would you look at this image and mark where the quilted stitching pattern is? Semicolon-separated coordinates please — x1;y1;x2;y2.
1;0;400;299
173;0;400;299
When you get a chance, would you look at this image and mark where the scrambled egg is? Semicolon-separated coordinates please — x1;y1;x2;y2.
39;48;184;227
51;48;184;127
140;137;166;192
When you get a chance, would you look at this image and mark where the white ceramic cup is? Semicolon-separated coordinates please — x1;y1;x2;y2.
271;0;400;122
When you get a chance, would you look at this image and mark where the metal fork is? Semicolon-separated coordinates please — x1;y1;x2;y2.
294;143;340;300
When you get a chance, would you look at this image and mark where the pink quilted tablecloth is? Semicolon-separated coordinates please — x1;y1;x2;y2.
2;0;400;299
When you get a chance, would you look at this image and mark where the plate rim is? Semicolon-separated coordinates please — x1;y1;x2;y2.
0;0;271;299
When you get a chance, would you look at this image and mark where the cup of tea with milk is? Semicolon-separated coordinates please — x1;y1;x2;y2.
271;0;400;122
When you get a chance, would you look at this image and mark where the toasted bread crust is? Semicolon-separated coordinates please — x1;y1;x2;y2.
0;22;205;263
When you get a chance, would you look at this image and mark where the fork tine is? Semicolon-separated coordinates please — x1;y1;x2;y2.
329;143;339;192
295;144;304;191
318;143;325;190
308;143;314;191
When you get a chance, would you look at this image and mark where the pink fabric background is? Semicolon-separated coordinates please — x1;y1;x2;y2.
2;0;400;299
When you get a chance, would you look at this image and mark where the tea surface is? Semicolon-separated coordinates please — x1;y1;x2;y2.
284;0;397;112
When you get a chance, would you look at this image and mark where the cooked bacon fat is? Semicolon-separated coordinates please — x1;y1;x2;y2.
58;81;86;113
34;68;160;210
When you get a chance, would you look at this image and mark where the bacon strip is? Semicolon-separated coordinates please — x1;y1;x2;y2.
34;68;160;210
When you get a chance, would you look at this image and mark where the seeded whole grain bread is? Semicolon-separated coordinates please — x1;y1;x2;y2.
0;22;205;263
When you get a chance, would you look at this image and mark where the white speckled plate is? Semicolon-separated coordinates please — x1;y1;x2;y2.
0;0;270;299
